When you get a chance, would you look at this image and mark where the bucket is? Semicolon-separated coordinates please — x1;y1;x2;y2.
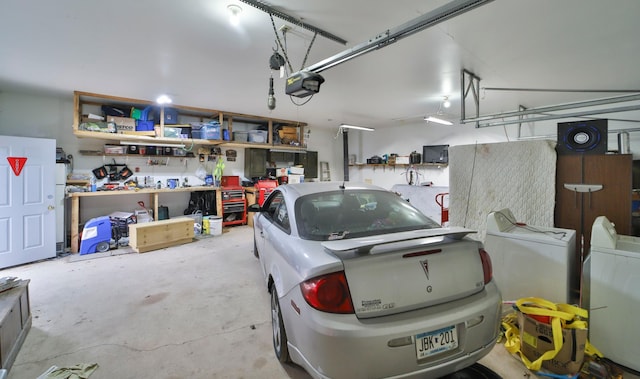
158;206;169;220
202;216;210;235
210;216;223;236
618;132;630;154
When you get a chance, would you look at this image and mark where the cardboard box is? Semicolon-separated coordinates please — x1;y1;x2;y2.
518;312;587;374
104;115;136;128
275;167;288;177
104;145;126;154
288;166;304;175
287;174;304;183
278;128;298;141
395;156;410;164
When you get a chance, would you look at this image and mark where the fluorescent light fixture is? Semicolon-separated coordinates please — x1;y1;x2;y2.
340;123;375;132
270;148;307;154
156;95;172;104
120;141;185;148
425;116;453;126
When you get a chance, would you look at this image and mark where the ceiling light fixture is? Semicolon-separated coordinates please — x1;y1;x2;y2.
340;124;375;132
425;116;453;126
156;95;172;104
227;4;242;26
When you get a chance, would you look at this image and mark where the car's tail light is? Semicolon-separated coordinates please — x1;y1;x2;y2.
300;271;354;314
479;248;493;285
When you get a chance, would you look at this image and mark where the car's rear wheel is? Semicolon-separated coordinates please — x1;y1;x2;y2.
270;285;290;363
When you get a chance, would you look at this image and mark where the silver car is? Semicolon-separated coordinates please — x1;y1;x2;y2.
250;182;501;379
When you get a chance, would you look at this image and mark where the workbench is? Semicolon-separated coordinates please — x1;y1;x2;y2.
69;186;220;253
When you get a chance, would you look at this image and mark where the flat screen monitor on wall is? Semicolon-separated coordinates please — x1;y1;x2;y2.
422;145;449;164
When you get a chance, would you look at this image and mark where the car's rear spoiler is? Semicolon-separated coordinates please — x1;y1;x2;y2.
321;227;476;254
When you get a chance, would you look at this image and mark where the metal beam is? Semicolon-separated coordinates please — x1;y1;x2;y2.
306;0;494;73
483;87;640;94
478;104;640;128
463;93;640;125
238;0;347;45
461;69;481;127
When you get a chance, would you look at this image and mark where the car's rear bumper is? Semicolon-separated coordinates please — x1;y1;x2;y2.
282;281;502;379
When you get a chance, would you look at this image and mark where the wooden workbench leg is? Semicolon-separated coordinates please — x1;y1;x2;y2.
216;188;222;217
152;193;158;221
71;196;79;253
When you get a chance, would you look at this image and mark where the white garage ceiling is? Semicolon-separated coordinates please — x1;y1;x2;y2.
1;0;639;130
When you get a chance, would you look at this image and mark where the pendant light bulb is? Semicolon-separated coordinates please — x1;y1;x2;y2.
267;76;276;110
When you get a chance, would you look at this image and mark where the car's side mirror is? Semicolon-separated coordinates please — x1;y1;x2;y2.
248;203;263;212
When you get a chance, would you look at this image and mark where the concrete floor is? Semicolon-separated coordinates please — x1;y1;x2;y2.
2;225;543;378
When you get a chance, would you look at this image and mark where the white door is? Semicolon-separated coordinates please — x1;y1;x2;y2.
0;136;56;268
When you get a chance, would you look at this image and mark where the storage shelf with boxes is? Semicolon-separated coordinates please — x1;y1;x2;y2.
72;91;307;151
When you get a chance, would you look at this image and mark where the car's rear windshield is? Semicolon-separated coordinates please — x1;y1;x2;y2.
295;189;442;241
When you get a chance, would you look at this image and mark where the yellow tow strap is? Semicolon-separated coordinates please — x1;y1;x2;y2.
501;297;602;372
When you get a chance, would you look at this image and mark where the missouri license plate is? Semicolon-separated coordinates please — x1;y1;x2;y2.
415;325;458;360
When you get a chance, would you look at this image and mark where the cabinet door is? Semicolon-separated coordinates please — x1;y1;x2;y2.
295;151;318;179
269;151;295;164
244;148;267;179
556;153;632;255
582;154;632;238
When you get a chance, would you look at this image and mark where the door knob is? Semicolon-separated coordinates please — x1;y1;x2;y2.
48;205;55;211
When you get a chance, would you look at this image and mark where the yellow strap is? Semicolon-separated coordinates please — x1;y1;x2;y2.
503;297;601;371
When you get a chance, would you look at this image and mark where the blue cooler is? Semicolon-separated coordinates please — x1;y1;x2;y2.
135;106;155;131
79;216;112;255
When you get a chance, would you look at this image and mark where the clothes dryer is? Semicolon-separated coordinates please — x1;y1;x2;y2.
484;208;577;303
584;216;640;372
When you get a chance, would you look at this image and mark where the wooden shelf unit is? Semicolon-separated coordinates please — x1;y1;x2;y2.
349;163;447;171
73;91;308;151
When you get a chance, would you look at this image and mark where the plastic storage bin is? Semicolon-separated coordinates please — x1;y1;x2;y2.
203;124;220;140
233;131;248;142
248;130;268;143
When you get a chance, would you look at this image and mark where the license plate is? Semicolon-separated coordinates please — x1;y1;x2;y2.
415;325;458;359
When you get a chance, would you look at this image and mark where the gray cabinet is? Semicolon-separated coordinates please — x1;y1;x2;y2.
295;151;318;179
244;148;268;179
0;280;31;372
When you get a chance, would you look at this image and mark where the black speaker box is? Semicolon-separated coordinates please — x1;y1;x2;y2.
557;119;608;155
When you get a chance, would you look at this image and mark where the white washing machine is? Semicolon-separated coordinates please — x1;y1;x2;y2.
484;208;577;304
584;216;640;372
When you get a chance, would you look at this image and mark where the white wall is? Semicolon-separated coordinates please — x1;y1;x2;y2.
0;90;345;222
2;89;638;220
347;113;640;190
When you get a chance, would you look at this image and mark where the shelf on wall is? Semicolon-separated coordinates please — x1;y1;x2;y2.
349;163;448;171
73;91;308;151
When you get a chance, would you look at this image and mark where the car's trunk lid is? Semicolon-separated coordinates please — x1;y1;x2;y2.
322;228;485;319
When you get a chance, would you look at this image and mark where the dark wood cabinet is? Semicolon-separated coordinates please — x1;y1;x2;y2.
246;149;317;180
244;148;267;179
555;154;632;300
295;151;318;179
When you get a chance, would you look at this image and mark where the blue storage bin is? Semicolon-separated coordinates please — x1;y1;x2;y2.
203;124;220;140
136;120;154;131
163;108;178;124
